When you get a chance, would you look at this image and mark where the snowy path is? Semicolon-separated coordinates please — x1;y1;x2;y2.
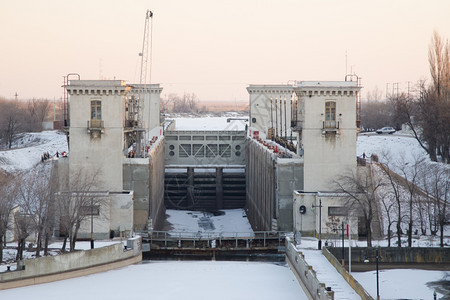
299;248;360;300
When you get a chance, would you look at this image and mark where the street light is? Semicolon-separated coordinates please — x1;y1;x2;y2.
364;247;380;300
312;199;322;250
91;197;94;249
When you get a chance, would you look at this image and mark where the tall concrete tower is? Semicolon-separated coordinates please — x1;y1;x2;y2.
247;85;294;139
293;81;362;192
65;80;129;192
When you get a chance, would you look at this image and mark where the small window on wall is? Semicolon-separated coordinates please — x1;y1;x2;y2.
328;206;347;216
81;205;100;216
91;100;102;120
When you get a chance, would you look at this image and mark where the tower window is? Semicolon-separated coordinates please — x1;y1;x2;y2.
91;100;102;120
324;101;336;128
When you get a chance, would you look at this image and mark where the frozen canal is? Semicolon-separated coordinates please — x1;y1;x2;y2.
0;261;308;300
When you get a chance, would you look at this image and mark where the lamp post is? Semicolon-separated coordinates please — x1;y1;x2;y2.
341;220;345;266
376;247;379;300
312;199;322;250
364;247;380;300
90;197;94;249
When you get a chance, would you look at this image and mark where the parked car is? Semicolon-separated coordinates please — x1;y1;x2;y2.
376;127;396;134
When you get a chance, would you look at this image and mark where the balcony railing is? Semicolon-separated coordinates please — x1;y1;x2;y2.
323;120;339;131
87;119;104;133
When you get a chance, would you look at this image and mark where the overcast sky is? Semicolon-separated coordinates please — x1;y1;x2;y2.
1;0;449;102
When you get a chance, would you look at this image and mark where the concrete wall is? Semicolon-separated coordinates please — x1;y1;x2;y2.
247;85;294;137
294;191;359;238
276;159;303;231
128;84;162;133
0;237;142;290
123;158;150;231
122;137;165;231
327;247;450;265
148;137;166;230
76;191;134;240
285;237;334;300
246;139;276;231
246;138;303;231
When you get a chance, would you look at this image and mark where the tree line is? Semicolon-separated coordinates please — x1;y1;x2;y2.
0;166;105;262
335;153;448;248
362;31;449;164
0;97;63;149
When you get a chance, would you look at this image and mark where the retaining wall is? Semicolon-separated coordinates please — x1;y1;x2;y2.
148;137;166;230
327;247;450;265
246;139;303;231
322;247;373;300
285;237;334;300
0;236;142;290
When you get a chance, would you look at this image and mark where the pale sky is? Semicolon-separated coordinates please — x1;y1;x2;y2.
1;0;449;102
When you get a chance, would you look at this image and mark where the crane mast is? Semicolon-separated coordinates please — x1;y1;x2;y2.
139;10;153;84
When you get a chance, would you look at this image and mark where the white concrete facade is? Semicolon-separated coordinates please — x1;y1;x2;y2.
247;85;294;139
294;81;361;192
66;80;129;192
63;79;163;238
128;83;163;139
247;80;362;237
293;191;358;238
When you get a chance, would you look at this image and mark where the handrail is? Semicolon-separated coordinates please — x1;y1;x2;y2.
142;231;287;248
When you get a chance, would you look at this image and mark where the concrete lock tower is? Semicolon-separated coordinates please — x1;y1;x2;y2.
292;80;362;247
67;80;129;192
60;79;165;240
294;81;361;192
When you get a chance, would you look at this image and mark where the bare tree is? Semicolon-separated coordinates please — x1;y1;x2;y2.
393;32;450;163
361;89;395;131
421;164;449;247
377;153;405;247
3;103;24;149
169;92;199;113
57;167;106;251
379;189;396;247
0;172;19;262
397;154;425;246
334;165;383;247
25;99;51;132
17;164;57;256
14;210;33;261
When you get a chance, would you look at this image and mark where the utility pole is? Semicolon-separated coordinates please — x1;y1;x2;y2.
312;199;323;250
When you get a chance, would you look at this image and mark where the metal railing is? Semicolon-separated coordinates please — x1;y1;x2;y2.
323;120;339;130
143;230;287;249
88;119;104;129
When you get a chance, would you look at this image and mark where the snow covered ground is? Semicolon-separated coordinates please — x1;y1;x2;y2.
165;209;254;238
0;261;308;300
0;130;68;174
353;269;448;299
296;237;449;299
170;116;247;131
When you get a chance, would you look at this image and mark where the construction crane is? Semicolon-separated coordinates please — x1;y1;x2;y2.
139;10;153;85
